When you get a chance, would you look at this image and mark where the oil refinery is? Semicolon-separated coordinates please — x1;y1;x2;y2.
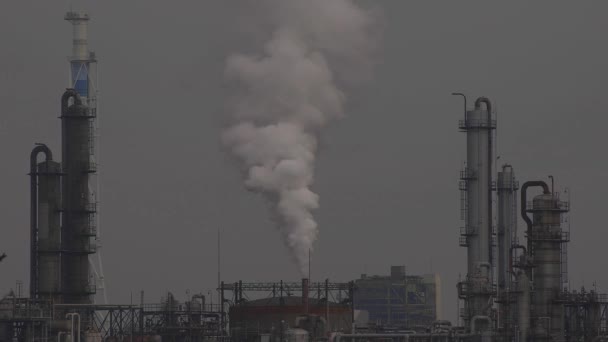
2;7;608;342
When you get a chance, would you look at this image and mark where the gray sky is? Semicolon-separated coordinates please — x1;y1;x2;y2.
1;1;608;322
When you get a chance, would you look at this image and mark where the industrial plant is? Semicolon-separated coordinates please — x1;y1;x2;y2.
2;7;608;342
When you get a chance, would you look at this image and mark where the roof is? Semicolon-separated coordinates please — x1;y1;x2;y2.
237;296;345;307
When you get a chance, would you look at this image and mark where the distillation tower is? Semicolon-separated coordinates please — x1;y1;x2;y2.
453;95;607;342
496;165;518;332
458;97;496;332
520;181;570;341
29;11;100;311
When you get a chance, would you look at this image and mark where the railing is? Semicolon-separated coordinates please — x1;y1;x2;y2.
459;235;468;247
81;160;97;173
459;180;468;191
82;224;97;236
526;200;570;212
75;200;97;213
82;242;98;254
460;168;477;180
457;281;496;298
458;119;497;130
528;230;570;242
460;226;476;236
497;179;520;190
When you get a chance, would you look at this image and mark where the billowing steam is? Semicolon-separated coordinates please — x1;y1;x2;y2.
222;0;377;275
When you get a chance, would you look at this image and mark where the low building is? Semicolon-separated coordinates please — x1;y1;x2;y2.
354;266;441;330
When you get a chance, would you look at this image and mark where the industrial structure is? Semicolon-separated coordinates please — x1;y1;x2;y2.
353;266;440;331
222;279;353;341
0;10;226;342
29;10;99;317
2;6;608;342
29;10;104;307
0;291;223;342
453;95;608;342
327;95;608;341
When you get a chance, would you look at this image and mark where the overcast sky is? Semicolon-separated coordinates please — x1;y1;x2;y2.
1;1;608;323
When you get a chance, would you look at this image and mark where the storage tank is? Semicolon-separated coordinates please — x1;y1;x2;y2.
229;297;351;341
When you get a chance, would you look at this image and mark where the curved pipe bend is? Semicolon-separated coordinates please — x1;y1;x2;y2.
474;96;492;114
61;88;82;114
30;144;53;168
520;181;550;232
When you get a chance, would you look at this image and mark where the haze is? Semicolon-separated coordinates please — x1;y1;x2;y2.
1;1;607;322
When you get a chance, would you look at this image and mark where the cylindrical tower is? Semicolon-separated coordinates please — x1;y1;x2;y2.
61;90;96;305
496;164;518;330
516;271;531;342
458;97;496;329
528;193;569;340
521;181;569;341
30;144;62;302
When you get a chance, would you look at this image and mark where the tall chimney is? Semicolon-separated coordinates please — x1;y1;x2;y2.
302;278;309;315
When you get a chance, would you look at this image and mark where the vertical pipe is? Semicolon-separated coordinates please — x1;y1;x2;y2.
517;272;530;342
302;278;309;315
29;144;54;299
325;279;329;330
220;281;225;337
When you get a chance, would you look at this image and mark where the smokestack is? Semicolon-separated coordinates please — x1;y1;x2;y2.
302;278;309;315
222;0;378;275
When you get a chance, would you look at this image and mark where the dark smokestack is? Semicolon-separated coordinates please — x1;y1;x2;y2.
302;278;309;315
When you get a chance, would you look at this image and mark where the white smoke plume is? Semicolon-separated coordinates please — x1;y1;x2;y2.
222;0;378;276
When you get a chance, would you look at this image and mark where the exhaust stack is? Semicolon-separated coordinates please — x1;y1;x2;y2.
302;278;309;315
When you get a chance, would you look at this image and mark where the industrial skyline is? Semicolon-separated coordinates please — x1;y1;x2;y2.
1;1;608;330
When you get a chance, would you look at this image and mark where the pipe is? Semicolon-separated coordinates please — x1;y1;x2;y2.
66;313;75;342
451;92;467;121
474;97;494;276
29;144;54;299
61;88;82;115
520;181;550;232
516;272;531;342
334;333;411;342
302;278;309;315
66;313;80;342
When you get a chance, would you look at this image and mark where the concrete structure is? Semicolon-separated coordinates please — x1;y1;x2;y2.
353;266;441;330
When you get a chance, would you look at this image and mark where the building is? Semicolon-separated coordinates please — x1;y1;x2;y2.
353;266;441;330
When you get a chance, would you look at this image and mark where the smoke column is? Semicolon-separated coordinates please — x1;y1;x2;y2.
222;0;378;275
